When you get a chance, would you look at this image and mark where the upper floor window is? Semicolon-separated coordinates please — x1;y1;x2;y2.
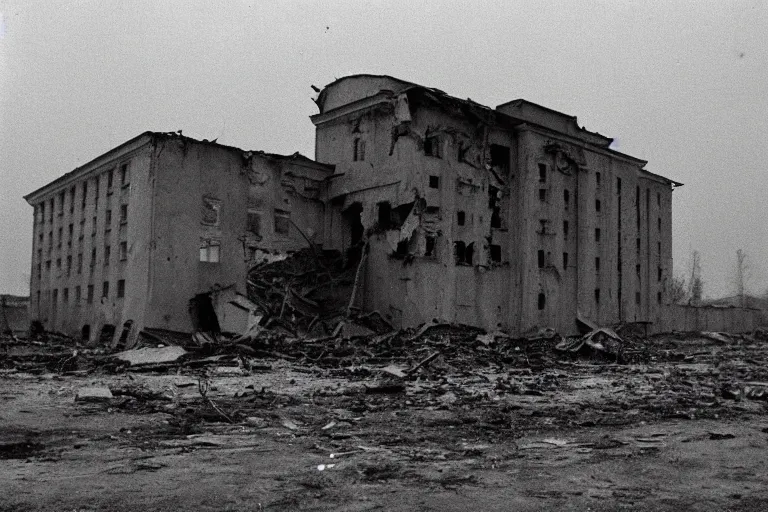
120;162;130;186
424;135;442;158
353;138;365;161
201;196;221;226
274;209;290;235
199;238;221;263
538;163;547;183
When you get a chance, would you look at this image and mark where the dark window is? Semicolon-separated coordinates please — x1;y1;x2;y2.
563;252;569;269
353;138;365;161
465;243;474;265
563;220;569;240
75;286;81;302
538;249;545;268
77;253;83;273
457;211;466;226
201;197;220;226
428;175;440;188
104;245;110;266
595;288;600;303
658;241;661;255
657;192;661;206
92;216;97;236
120;163;130;185
53;289;58;304
489;185;501;228
63;288;69;303
595;199;601;212
636;237;641;253
102;281;109;298
538;293;546;310
636;264;641;277
120;204;128;223
538;163;547;182
657;291;662;304
657;217;661;231
454;241;466;264
105;210;112;230
119;242;127;261
425;236;436;257
56;258;61;270
539;188;547;202
563;189;570;209
596;172;601;187
274;209;290;235
490;144;510;173
424;136;441;158
82;182;87;208
87;285;94;304
617;177;622;194
91;248;96;267
658;266;662;282
595;257;600;272
595;228;601;242
66;255;72;275
107;169;114;190
247;210;261;235
117;279;125;298
490;244;501;262
636;291;641;305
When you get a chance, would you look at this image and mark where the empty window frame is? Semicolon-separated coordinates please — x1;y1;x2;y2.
104;245;111;266
117;279;125;298
595;199;601;212
538;249;545;268
538;292;546;310
274;209;290;235
538;163;547;183
595;257;601;272
199;238;221;263
595;228;601;242
247;209;261;235
457;211;466;226
75;286;81;302
107;169;114;190
563;252;569;269
119;242;127;261
425;235;437;258
563;220;569;240
424;135;442;158
454;241;474;265
87;285;94;304
595;288;601;304
538;188;547;202
81;182;87;208
102;281;109;298
596;172;601;187
353;138;366;162
489;244;502;262
489;144;510;173
563;189;570;209
120;162;130;186
428;175;440;189
120;204;128;224
105;210;112;231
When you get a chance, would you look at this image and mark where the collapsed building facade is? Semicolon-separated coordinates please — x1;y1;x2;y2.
25;74;684;341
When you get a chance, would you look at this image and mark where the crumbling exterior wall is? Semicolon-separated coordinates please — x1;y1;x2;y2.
313;75;679;336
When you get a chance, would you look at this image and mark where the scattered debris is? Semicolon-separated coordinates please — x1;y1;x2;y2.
112;346;188;366
75;387;114;402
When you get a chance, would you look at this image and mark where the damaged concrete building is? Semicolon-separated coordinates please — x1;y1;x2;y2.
26;74;684;340
312;75;681;335
25;132;333;344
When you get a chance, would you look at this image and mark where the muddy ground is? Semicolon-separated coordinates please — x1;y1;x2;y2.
3;330;768;511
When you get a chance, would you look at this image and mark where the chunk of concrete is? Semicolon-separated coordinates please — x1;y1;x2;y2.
112;346;187;366
75;387;114;402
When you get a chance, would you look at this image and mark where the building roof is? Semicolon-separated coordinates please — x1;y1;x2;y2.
24;131;333;204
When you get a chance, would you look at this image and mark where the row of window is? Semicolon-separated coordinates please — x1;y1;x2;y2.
39;204;128;251
536;288;663;311
37;241;128;280
36;162;130;224
48;279;126;307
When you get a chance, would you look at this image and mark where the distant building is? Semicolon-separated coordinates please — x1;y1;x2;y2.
1;294;29;335
24;132;333;344
25;75;684;340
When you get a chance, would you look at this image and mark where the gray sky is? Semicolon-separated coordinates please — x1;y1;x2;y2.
1;0;766;299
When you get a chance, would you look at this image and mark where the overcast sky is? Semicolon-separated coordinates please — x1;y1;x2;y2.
1;0;766;299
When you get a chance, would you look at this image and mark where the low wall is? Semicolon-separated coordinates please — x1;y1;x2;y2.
654;305;762;334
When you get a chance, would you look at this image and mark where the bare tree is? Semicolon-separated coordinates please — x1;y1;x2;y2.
735;249;749;307
688;250;703;305
670;275;688;305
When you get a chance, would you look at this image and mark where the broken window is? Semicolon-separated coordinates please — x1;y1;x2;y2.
274;209;290;235
635;291;641;305
454;241;467;264
489;186;502;228
247;209;262;235
105;209;112;231
595;199;601;213
457;211;466;226
353;138;365;162
377;202;392;229
636;264;641;278
117;279;125;298
199;238;221;263
563;220;569;240
201;196;220;226
636;237;641;254
104;245;111;266
428;175;440;189
465;243;474;265
102;281;109;299
595;257;600;272
538;293;546;310
107;169;114;190
657;291;662;304
87;285;94;304
563;252;569;269
538;163;547;183
657;266;662;282
120;162;130;186
595;228;601;243
538;219;549;234
657;217;661;231
119;242;127;261
489;244;501;262
538;250;545;268
425;236;436;258
490;144;510;173
595;288;600;304
120;204;128;224
538;188;547;202
596;172;601;187
424;135;442;158
564;189;570;209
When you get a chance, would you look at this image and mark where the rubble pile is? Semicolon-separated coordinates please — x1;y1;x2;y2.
246;249;357;336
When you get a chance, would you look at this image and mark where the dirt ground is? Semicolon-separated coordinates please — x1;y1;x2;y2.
3;330;768;511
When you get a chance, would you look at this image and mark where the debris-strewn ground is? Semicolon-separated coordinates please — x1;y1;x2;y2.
3;327;768;511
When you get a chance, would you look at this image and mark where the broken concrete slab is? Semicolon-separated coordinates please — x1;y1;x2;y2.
112;346;187;366
75;387;114;402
